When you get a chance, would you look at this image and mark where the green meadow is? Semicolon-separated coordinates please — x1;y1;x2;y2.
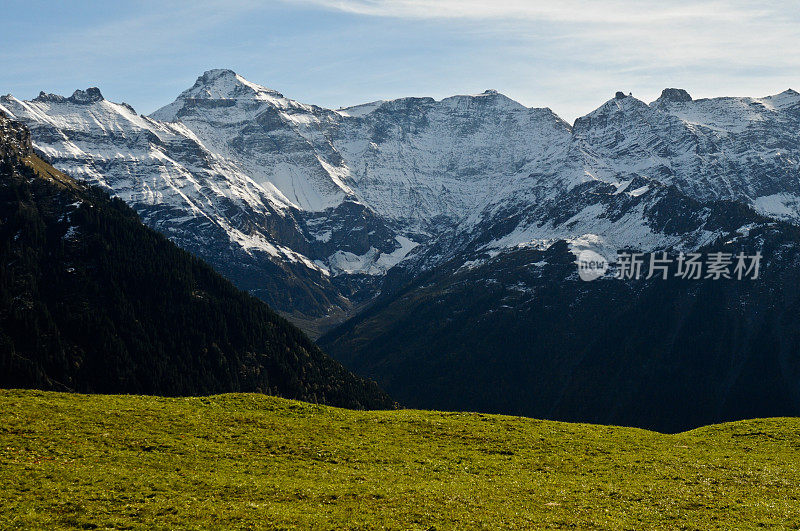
1;390;799;529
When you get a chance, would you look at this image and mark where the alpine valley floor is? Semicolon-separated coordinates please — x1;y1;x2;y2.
1;390;799;529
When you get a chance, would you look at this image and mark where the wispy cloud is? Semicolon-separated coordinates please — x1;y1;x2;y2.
292;0;751;23
292;0;800;66
282;0;800;119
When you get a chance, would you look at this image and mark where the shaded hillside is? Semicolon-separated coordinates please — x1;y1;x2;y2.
0;112;392;409
322;223;800;431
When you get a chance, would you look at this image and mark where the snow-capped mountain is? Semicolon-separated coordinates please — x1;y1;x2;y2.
378;88;800;282
0;72;403;317
333;90;572;231
2;71;799;324
574;89;800;221
150;69;352;212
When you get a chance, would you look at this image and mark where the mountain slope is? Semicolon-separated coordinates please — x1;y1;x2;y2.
313;88;800;431
0;72;577;322
321;210;800;432
0;111;392;409
0;83;363;319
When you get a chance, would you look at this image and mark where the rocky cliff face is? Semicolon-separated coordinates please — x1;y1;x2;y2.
0;109;32;159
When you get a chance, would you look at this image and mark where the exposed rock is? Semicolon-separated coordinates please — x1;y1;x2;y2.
68;87;104;104
656;88;693;103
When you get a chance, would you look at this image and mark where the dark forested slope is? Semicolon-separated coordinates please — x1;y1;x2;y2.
0;111;392;409
322;230;800;432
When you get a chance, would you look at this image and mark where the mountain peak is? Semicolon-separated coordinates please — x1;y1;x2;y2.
572;92;650;130
149;69;286;122
33;91;66;103
196;68;239;85
31;88;104;105
592;92;647;112
774;88;799;99
439;90;527;112
763;88;800;110
184;69;283;100
69;87;104;104
655;88;693;104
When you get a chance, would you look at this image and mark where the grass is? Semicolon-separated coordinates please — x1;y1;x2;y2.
24;154;85;192
1;390;799;529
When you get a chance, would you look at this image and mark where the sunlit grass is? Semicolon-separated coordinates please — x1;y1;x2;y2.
1;390;798;529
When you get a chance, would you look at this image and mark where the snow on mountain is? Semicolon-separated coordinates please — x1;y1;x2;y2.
336;101;385;118
586;90;800;219
331;91;573;231
0;87;298;251
453;88;800;262
3;72;800;321
150;69;353;212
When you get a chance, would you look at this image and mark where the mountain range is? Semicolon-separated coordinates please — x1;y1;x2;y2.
6;71;798;326
3;71;800;430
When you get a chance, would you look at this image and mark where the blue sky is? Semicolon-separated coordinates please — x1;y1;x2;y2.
2;0;799;122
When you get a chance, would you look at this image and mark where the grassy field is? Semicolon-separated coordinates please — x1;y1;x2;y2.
1;391;799;529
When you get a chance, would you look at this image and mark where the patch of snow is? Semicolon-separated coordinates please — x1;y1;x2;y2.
336;101;385;117
314;230;332;243
0;102;15;119
62;226;79;240
328;236;418;276
753;193;800;221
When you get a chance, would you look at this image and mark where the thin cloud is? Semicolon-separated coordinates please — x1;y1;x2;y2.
292;0;763;23
289;0;800;68
286;0;800;120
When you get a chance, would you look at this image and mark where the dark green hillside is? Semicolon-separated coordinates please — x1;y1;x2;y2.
0;111;391;409
2;390;800;529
